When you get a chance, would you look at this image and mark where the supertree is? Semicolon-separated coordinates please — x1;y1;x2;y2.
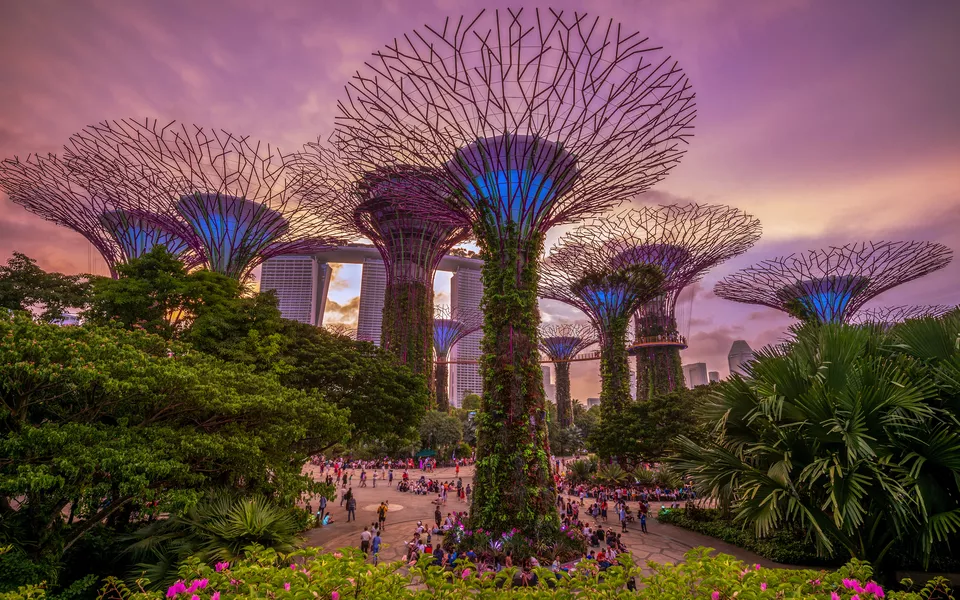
64;119;347;280
538;322;598;429
334;8;695;535
851;304;955;327
614;204;762;400
433;305;483;412
541;215;667;419
714;241;953;324
298;143;471;380
323;323;358;339
0;154;194;277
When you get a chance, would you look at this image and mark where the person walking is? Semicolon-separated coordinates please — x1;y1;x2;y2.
620;505;628;532
377;501;388;530
388;469;394;487
346;495;357;523
371;529;382;565
360;526;371;556
372;471;378;488
640;511;647;534
434;506;442;530
318;495;328;523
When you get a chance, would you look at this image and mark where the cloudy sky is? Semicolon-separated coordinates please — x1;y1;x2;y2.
1;0;958;400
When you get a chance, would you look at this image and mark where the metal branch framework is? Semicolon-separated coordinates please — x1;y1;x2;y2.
433;305;483;411
333;8;695;536
541;213;668;417
63;118;349;280
297;142;470;378
538;322;598;428
851;304;955;326
714;241;953;324
611;204;762;400
0;153;188;277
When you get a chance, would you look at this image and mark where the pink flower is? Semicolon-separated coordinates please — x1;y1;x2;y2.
215;562;229;572
864;581;885;597
754;564;761;571
166;581;186;598
760;582;767;591
211;593;220;600
712;592;720;600
332;593;340;600
831;593;840;600
462;569;471;579
284;582;291;591
852;596;861;600
190;596;199;600
291;563;297;570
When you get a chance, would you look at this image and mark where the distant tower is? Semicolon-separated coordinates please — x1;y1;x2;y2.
450;267;484;408
728;340;754;377
356;258;387;346
715;242;953;324
538;322;597;428
259;255;332;326
542;366;556;405
433;305;482;412
683;363;708;388
708;371;720;383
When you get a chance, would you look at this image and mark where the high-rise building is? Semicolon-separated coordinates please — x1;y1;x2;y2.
356;258;387;346
259;255;331;326
708;371;720;383
450;267;483;408
542;365;556;404
683;362;709;388
728;340;755;376
586;397;601;408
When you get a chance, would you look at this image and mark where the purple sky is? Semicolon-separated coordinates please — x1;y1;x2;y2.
2;0;958;401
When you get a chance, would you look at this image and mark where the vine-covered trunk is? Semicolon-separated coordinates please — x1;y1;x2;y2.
599;318;631;419
434;359;450;411
635;346;684;401
470;231;558;538
555;361;572;428
381;279;434;386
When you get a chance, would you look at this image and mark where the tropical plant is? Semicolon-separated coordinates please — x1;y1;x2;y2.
671;316;960;580
566;459;596;484
596;463;630;485
126;492;300;589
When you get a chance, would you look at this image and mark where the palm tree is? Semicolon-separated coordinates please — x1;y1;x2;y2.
596;463;629;485
671;315;960;579
567;459;596;484
127;491;300;588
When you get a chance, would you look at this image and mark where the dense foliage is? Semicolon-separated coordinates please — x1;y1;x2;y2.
671;315;960;578
5;547;952;600
0;252;92;323
380;279;434;382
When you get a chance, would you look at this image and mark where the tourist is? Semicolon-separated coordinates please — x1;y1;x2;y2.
377;501;388;530
360;526;371;555
640;511;647;534
434;506;442;529
346;495;357;522
372;470;378;487
371;529;382;565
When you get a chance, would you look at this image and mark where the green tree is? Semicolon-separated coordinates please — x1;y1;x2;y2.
418;410;463;457
572;402;600;443
461;393;481;410
0;252;93;322
0;313;348;579
276;320;430;445
588;384;713;466
671;318;960;580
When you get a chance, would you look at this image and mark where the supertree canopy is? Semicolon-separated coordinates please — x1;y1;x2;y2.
334;8;695;536
541;215;667;419
63;118;348;280
538;322;598;429
611;204;761;401
851;304;955;327
0;153;195;276
433;305;483;412
298;143;471;380
714;241;953;324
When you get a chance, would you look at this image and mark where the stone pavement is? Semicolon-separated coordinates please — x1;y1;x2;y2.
298;464;784;572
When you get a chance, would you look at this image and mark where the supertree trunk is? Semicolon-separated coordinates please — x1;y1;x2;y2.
434;359;450;412
471;229;558;537
382;279;434;383
599;317;632;419
554;361;572;428
635;346;685;401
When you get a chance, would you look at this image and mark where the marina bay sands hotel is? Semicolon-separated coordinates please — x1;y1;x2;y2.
259;246;484;408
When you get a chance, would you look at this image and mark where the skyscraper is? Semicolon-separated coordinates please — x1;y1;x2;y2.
683;362;709;388
260;255;331;326
728;340;755;376
541;365;556;404
356;258;387;346
450;266;483;408
708;371;720;383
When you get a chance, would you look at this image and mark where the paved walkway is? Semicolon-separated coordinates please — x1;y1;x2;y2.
297;464;782;573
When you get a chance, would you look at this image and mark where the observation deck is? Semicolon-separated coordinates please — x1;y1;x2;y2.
627;333;688;353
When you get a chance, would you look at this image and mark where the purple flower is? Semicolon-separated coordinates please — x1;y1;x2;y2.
215;562;229;572
166;581;186;598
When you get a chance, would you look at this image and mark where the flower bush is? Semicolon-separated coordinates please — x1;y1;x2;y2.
2;546;953;600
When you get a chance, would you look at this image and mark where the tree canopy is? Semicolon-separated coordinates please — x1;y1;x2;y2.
0;252;93;322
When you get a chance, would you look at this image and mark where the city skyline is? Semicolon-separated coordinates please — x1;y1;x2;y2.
1;0;958;402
